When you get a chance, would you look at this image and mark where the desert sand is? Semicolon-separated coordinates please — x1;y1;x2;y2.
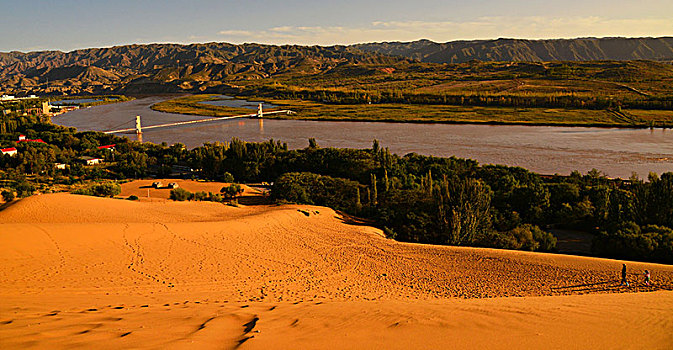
1;187;672;349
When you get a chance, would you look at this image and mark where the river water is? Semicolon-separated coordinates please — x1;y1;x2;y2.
53;96;673;178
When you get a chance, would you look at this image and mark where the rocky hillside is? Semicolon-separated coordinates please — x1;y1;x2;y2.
353;37;673;63
2;38;673;96
0;43;407;95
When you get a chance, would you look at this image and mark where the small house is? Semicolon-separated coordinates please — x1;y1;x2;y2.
18;135;26;141
80;156;102;165
54;163;67;170
152;181;163;189
167;182;179;189
1;147;17;156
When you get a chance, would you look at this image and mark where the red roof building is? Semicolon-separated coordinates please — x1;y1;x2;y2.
1;147;17;156
97;144;116;150
18;139;46;144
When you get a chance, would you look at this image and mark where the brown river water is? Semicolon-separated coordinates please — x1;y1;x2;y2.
53;96;673;178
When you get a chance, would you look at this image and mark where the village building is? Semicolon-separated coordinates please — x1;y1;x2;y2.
1;147;17;156
54;163;67;170
79;156;102;165
18;136;46;144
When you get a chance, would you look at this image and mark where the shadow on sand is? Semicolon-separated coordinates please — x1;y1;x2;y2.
334;210;380;230
551;279;665;293
237;195;272;206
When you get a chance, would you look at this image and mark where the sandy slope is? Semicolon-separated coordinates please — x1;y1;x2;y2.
1;193;672;349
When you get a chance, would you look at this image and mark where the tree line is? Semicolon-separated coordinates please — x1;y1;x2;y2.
1;106;672;263
251;85;673;111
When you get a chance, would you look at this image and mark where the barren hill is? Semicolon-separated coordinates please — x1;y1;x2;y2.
2;38;673;96
0;43;407;95
353;37;673;63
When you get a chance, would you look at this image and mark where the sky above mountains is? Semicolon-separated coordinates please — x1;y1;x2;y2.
1;0;672;52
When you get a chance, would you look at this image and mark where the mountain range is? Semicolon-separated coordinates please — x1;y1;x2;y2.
1;37;672;95
354;37;673;63
0;43;404;95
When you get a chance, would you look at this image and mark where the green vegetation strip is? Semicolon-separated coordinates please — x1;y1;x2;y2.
151;95;256;117
152;95;673;128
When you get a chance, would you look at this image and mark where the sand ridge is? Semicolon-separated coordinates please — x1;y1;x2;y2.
1;193;672;349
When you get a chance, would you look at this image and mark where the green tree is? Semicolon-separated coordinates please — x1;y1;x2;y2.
436;177;493;245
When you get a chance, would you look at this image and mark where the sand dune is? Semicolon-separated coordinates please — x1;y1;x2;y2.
1;193;672;349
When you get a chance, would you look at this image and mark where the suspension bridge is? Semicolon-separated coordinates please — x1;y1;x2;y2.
102;104;294;134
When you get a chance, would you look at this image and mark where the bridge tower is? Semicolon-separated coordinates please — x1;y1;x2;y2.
257;103;263;118
135;115;142;135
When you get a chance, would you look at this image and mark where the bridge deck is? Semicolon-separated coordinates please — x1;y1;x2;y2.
103;110;293;134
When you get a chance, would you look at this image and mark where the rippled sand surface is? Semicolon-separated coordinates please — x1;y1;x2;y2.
1;190;672;349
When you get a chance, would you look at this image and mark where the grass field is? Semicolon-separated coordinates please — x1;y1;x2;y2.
150;95;254;117
151;94;673;128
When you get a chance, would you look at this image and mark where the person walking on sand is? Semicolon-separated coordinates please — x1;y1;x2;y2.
644;270;651;286
620;264;630;287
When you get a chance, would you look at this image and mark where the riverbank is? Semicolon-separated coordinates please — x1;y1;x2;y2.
50;94;134;107
52;95;673;178
150;94;673;129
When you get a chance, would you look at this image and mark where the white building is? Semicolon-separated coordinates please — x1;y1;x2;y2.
1;147;17;156
80;156;102;165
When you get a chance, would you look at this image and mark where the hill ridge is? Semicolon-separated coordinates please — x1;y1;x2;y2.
2;38;673;95
353;36;673;63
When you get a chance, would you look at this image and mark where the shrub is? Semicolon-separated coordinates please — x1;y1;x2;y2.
383;226;397;239
193;191;209;201
91;183;121;197
592;223;673;264
74;182;121;197
209;192;224;203
15;182;35;198
272;172;360;212
1;189;15;202
127;195;139;201
222;172;235;183
170;188;192;201
476;224;556;251
220;184;244;199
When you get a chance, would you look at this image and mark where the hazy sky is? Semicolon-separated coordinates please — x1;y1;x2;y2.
1;0;672;52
